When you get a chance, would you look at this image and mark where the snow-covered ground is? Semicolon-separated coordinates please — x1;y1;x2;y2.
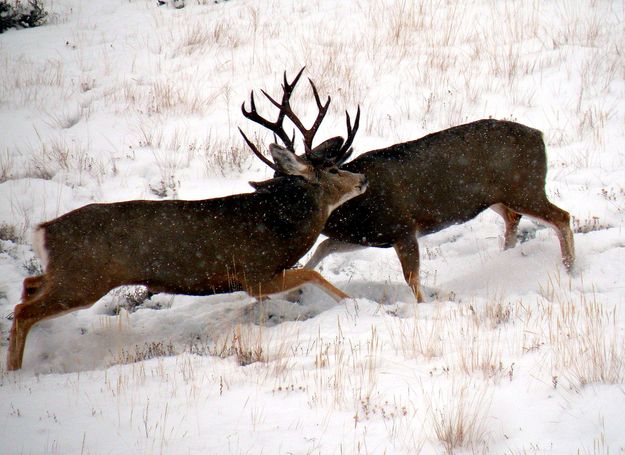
1;0;624;453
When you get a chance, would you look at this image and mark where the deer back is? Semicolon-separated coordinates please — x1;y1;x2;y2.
37;171;361;296
323;119;547;246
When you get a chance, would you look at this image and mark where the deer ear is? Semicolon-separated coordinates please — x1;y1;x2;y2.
307;136;345;167
269;144;311;177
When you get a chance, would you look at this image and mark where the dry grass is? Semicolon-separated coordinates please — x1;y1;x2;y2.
305;321;382;410
42;103;90;130
532;272;625;390
134;121;251;179
454;329;505;381
201;134;251;177
0;222;21;243
549;292;624;389
572;215;611;234
221;324;267;366
193;313;297;382
26;135;105;183
0;150;13;183
425;380;492;454
1;56;64;89
385;306;444;360
118;341;177;365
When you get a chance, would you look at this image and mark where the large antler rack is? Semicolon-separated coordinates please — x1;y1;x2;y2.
239;68;306;172
240;67;360;170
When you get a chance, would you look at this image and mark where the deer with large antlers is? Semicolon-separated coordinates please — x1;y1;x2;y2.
6;69;367;370
252;72;574;301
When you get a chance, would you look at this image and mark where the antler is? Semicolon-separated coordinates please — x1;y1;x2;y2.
238;127;280;172
262;75;331;153
305;106;361;168
240;68;306;150
240;67;360;169
338;106;360;159
240;68;307;170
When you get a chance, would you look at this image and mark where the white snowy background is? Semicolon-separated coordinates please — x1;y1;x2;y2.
1;0;624;453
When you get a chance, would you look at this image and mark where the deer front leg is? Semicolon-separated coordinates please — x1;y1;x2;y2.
303;238;366;270
278;239;363;302
246;269;350;302
393;235;424;303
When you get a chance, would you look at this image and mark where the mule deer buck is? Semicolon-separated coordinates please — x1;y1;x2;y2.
6;70;367;370
267;116;575;302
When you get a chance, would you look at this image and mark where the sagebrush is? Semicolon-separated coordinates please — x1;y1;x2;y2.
0;0;48;33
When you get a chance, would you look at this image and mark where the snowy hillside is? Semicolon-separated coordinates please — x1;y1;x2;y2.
1;0;624;453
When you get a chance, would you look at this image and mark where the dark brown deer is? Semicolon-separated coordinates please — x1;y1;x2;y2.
267;115;575;302
7;70;367;370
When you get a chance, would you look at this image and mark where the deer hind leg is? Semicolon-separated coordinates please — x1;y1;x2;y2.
22;275;48;300
7;314;37;371
247;269;350;302
507;198;575;272
393;235;424;303
7;281;110;371
491;203;522;250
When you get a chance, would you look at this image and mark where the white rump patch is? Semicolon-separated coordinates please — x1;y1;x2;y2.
32;226;49;270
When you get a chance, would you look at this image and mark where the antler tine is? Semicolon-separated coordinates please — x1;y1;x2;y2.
242;90;295;150
338;105;361;158
260;71;307;149
262;86;308;149
308;78;331;112
335;147;353;167
305;78;331;148
260;68;305;112
283;67;305;95
238;127;280;172
241;92;267;130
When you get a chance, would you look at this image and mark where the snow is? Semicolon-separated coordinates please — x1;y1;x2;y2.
1;0;625;453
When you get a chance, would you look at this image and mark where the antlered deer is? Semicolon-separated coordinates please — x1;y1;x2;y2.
271;117;575;302
7;70;367;370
